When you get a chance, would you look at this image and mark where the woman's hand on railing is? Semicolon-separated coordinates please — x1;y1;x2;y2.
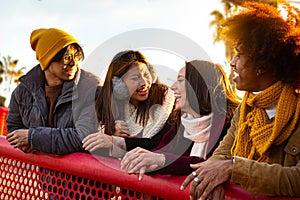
121;147;165;180
82;129;113;151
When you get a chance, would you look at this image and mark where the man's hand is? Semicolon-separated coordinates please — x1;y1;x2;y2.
6;129;34;153
181;159;232;200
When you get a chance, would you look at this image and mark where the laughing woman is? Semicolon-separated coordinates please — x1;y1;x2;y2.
82;50;174;158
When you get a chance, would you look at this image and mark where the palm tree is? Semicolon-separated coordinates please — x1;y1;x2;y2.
209;1;239;90
210;1;239;62
0;54;25;106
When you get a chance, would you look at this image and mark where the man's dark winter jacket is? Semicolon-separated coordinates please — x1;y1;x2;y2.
7;65;101;155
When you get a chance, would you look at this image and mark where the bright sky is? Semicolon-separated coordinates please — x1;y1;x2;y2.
0;0;226;103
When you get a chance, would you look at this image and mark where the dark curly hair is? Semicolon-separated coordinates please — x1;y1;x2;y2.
219;1;300;88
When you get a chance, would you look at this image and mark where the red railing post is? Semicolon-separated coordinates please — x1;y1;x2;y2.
0;106;8;136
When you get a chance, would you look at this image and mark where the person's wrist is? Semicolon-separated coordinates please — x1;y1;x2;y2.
159;154;166;167
106;135;113;148
110;135;114;147
228;156;235;177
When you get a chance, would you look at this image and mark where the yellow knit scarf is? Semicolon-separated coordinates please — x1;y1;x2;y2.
231;81;300;162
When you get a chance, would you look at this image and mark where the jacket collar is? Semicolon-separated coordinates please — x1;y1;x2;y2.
20;64;81;97
19;64;46;92
18;64;82;122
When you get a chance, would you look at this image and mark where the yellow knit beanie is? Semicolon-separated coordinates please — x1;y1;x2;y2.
30;28;79;70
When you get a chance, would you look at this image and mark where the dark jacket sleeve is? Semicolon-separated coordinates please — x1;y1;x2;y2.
28;127;84;154
149;129;204;175
6;88;27;132
154;153;204;175
146;123;205;175
28;103;96;155
124;123;171;151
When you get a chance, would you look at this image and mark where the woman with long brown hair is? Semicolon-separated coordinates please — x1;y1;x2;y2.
82;50;174;158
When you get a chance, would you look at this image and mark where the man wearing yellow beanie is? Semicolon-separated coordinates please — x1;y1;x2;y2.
6;28;102;155
30;28;79;71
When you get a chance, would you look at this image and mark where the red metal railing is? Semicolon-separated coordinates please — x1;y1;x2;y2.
0;136;189;199
0;106;299;199
0;106;8;136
